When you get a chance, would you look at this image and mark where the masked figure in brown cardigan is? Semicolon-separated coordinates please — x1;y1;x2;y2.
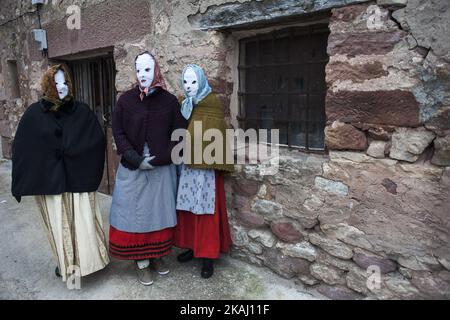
109;52;187;286
174;64;234;278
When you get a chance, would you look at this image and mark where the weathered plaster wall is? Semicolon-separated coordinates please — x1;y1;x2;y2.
44;0;153;58
0;1;47;158
0;0;449;299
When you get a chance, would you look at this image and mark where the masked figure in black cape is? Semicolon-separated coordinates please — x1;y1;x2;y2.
11;64;110;283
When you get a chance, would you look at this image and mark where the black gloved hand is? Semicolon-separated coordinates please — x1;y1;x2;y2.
122;149;145;170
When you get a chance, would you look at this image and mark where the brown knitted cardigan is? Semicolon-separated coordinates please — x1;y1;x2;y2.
183;93;234;173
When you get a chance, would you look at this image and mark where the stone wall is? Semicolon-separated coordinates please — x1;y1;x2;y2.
0;0;449;299
226;0;450;299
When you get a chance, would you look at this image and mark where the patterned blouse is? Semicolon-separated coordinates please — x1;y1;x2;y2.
176;164;216;215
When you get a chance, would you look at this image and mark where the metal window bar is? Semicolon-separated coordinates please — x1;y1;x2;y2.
305;25;311;150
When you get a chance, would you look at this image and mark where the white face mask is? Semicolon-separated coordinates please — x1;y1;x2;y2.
135;54;155;89
183;68;199;98
54;70;69;100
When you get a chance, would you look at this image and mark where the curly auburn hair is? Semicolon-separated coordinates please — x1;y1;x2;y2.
41;64;73;99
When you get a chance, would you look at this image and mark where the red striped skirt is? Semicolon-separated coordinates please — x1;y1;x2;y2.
174;172;232;259
109;226;174;260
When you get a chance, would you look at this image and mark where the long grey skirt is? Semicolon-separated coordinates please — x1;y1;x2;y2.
110;163;177;233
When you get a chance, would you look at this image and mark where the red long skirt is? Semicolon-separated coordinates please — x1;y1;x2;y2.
174;172;233;259
109;226;174;260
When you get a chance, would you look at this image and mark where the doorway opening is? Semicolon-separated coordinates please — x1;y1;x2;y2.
65;54;118;194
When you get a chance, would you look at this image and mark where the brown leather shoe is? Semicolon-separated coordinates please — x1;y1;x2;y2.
151;258;170;275
135;263;153;286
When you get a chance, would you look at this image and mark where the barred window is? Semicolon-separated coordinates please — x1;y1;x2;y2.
238;25;329;150
69;56;116;126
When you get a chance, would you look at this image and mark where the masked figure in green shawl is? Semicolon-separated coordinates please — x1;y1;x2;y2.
174;64;234;278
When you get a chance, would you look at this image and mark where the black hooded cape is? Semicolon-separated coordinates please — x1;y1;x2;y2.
11;99;106;202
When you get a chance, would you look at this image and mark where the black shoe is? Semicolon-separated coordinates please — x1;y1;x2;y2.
55;267;61;278
201;258;214;279
177;249;194;263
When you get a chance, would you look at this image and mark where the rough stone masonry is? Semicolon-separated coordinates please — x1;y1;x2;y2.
0;0;449;299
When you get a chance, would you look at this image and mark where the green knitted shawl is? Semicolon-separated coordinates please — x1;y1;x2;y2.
185;93;234;173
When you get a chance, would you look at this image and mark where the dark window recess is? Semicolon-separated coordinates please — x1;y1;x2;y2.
238;25;329;150
7;60;21;99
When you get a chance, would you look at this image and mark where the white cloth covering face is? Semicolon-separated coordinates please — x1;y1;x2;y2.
54;70;69;100
135;53;155;89
180;64;212;120
183;67;199;98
